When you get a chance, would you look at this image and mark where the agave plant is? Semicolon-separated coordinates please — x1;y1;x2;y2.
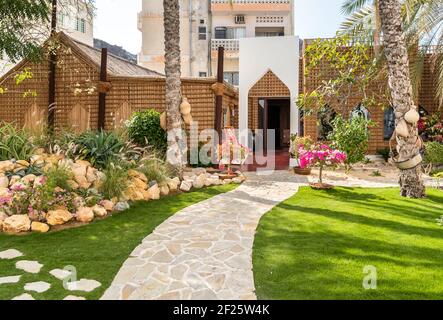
0;122;35;161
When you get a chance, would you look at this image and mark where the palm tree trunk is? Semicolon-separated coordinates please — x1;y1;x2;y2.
378;0;425;198
163;0;185;175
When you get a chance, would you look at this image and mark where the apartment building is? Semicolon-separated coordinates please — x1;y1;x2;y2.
138;0;294;84
1;0;93;75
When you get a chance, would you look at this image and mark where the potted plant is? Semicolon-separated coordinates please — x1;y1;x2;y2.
298;143;347;189
218;128;250;179
290;135;313;175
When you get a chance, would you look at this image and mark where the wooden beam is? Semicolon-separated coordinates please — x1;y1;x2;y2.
48;0;58;132
98;48;108;130
214;46;224;138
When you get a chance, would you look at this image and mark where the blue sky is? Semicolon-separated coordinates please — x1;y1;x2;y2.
94;0;345;54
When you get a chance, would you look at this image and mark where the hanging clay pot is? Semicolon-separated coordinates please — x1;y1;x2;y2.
395;119;409;138
182;113;193;125
404;107;420;124
160;112;167;130
180;97;191;115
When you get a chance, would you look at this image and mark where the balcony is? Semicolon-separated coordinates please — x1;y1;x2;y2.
211;39;240;51
211;0;291;12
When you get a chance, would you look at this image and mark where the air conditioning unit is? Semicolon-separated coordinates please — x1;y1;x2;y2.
234;15;245;24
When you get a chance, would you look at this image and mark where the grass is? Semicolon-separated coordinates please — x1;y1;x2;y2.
0;184;236;300
253;187;443;300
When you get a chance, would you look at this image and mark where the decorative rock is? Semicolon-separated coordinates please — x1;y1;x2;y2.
0;275;21;285
128;169;148;183
193;174;206;189
76;207;94;223
24;281;51;293
180;181;192;192
66;279;101;292
0;220;3;232
101;200;114;211
0;249;23;260
21;174;37;185
64;295;86;300
3;215;31;233
167;177;180;191
12;293;34;300
67;180;79;190
16;160;30;168
46;209;72;226
0;176;8;188
0;211;8;221
9;176;21;186
71;163;90;189
133;177;148;190
50;268;73;280
86;166;98;183
232;177;243;184
114;202;130;212
73;196;86;209
92;205;107;218
16;260;43;273
160;185;170;196
148;184;160;200
192;167;207;176
31;222;49;233
0;160;14;172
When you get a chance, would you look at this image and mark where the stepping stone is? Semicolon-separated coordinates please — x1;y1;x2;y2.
63;295;86;300
50;268;73;280
66;279;101;292
0;275;21;285
0;249;23;260
24;281;51;293
12;293;34;300
16;260;43;274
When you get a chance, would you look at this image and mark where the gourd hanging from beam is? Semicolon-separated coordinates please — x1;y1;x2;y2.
160;112;167;130
404;106;420;124
180;97;191;116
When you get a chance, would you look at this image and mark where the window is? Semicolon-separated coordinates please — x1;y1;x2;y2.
215;27;246;39
215;27;227;39
255;27;284;37
223;72;239;86
200;19;205;24
198;26;207;40
350;103;370;120
384;106;395;140
58;13;67;27
199;72;207;77
76;17;86;33
317;105;337;141
234;15;245;24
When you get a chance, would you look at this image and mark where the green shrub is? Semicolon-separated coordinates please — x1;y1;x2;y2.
328;115;374;171
137;156;171;183
126;109;167;153
0;122;35;160
73;131;127;169
100;164;129;200
424;142;443;165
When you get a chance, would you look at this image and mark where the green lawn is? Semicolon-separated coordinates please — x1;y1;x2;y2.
0;184;236;300
253;187;443;300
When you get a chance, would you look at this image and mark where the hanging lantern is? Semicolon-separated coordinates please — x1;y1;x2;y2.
404;106;420;124
160;112;167;130
180;97;191;115
395;119;409;138
182;113;193;125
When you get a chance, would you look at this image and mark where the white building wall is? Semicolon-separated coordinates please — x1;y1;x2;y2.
239;36;299;147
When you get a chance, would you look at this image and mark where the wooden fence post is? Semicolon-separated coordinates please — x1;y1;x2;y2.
98;48;108;130
48;0;58;132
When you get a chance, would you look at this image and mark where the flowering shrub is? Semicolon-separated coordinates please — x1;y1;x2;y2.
218;129;250;172
419;113;443;143
299;143;347;184
289;135;313;159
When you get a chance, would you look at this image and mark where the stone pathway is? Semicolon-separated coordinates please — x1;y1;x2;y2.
102;171;304;300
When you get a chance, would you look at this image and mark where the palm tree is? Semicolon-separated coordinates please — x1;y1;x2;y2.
341;0;442;105
378;0;426;198
163;0;185;174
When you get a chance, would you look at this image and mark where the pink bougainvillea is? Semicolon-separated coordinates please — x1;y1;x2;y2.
298;143;346;184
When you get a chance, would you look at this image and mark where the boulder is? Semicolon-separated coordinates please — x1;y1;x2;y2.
3;215;31;233
0;176;9;189
114;202;130;212
76;207;94;223
0;188;11;198
9;175;21;186
71;164;90;189
0;160;15;173
132;177;148;190
0;211;8;221
192;167;207;176
167;178;179;192
46;209;72;226
67;180;79;190
21;174;36;185
86;167;98;183
232;177;243;184
193;174;206;189
208;178;222;186
75;160;92;167
31;222;49;233
223;179;232;185
123;186;144;201
128;170;148;183
101;200;114;212
160;185;170;196
180;181;192;192
148;184;160;200
16;160;30;168
92;205;107;218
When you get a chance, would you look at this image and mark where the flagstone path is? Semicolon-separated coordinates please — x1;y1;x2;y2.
101;171;305;300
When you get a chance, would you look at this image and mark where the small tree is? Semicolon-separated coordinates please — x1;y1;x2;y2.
328;115;374;171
